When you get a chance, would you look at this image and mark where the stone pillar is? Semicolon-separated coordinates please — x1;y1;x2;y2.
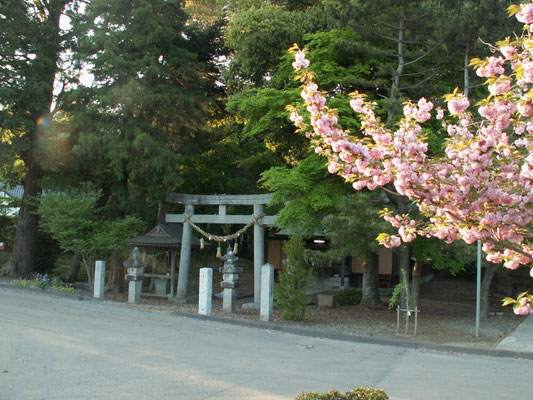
220;247;242;313
177;204;194;302
124;247;145;304
170;249;177;297
93;260;106;300
260;263;274;322
199;268;213;316
253;203;265;304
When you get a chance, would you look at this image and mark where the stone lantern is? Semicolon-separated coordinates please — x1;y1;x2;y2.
219;247;242;312
124;247;146;304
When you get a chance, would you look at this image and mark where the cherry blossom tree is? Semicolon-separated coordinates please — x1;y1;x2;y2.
288;3;533;315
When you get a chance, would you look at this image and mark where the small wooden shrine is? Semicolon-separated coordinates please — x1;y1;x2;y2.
128;223;204;296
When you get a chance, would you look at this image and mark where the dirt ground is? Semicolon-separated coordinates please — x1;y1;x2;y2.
92;266;525;351
2;262;524;350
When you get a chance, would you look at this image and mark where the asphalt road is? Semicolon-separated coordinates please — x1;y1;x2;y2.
1;287;533;400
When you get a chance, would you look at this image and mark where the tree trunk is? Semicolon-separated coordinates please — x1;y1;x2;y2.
157;203;168;223
410;261;422;309
82;256;93;288
481;262;498;321
105;250;122;293
396;196;410;308
3;159;43;277
65;253;82;283
386;5;406;124
361;251;381;306
463;44;470;97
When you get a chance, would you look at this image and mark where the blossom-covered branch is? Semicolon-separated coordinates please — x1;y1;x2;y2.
288;4;533;315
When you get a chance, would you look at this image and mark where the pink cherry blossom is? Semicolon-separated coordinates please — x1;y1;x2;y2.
517;4;533;24
292;52;310;70
476;57;505;77
447;96;469;115
521;59;533;83
514;303;532;315
500;45;518;59
517;101;533;117
488;80;511;96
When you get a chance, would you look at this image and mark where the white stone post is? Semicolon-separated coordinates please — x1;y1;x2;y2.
260;263;274;322
199;268;213;316
177;204;194;302
93;260;106;299
253;204;265;304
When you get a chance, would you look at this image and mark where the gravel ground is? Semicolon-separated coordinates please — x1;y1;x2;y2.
3;270;524;351
103;272;524;351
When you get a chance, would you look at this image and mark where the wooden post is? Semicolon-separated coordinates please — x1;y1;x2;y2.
253;204;265;304
177;204;194;302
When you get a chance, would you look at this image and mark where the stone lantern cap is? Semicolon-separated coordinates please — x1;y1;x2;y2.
124;247;146;280
219;247;243;274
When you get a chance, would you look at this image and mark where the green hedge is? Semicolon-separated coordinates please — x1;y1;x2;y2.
337;287;362;306
296;387;389;400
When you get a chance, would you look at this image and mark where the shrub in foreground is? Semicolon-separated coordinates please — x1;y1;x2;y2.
296;387;389;400
337;287;362;307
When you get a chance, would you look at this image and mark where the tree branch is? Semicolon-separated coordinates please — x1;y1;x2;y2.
404;42;443;67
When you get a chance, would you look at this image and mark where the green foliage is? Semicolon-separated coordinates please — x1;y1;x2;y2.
12;278;31;288
178;124;283;195
0;214;16;250
50;276;78;294
0;0;72;158
30;273;50;289
410;236;474;276
227;87;309;162
261;153;347;235
228;28;384;164
295;387;389;400
56;284;78;295
38;191;144;285
34;230;61;275
337;287;362;307
225;2;307;86
389;269;410;310
322;192;392;258
13;274;78;294
51;276;63;289
274;233;312;320
298;29;387;98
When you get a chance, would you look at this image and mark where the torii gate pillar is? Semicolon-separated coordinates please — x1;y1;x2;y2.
176;204;194;301
253;204;265;304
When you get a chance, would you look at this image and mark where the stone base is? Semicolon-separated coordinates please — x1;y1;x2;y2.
167;295;188;304
242;302;260;310
154;278;170;295
317;291;338;307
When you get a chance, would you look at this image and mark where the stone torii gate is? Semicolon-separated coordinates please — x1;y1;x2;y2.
165;193;277;305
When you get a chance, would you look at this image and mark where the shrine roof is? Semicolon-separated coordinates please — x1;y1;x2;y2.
129;223;204;248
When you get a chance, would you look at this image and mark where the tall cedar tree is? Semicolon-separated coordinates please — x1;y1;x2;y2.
64;0;224;212
0;0;77;276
